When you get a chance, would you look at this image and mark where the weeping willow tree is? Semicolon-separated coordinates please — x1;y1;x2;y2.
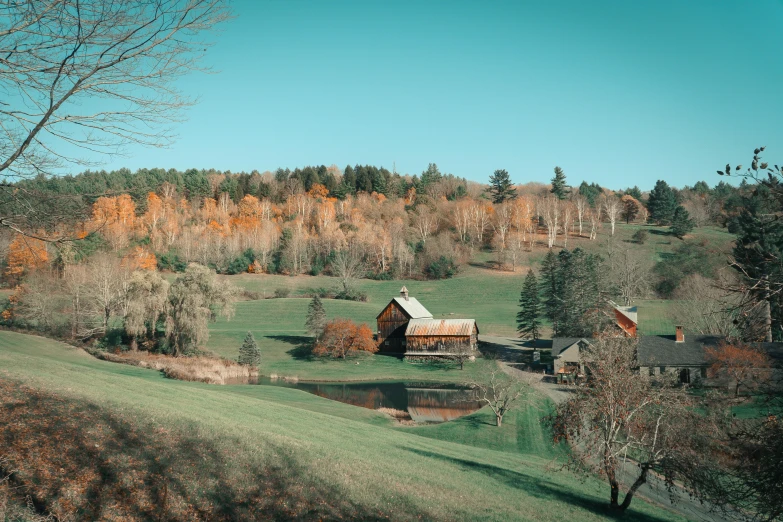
165;263;236;356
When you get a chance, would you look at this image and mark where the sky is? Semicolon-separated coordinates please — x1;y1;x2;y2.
70;0;783;190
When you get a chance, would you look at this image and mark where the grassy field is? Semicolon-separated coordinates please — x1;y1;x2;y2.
205;225;732;376
0;330;686;521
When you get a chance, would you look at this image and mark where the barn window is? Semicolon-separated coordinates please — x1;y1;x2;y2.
384;341;389;346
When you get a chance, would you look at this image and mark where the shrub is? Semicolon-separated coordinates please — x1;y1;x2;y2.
273;288;291;298
226;249;256;275
426;256;458;279
334;289;367;302
631;229;648;244
157;251;188;272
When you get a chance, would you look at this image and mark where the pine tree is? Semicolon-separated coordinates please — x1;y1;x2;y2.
670;205;695;239
238;331;260;367
550;166;568;200
540;250;562;335
305;295;327;339
517;270;541;341
647;180;678;224
489;169;517;203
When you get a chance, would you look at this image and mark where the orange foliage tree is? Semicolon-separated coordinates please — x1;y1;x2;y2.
4;234;49;282
705;342;772;397
312;319;378;359
122;246;158;271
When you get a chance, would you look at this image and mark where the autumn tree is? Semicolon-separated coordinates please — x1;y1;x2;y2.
313;319;378;359
705;342;772;397
3;234;49;283
305;295;327;339
238;331;261;367
165;263;237;356
620;195;641;224
552;335;698;512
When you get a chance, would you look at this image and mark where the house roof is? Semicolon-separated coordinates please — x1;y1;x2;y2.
637;335;723;367
377;297;433;320
405;318;477;337
616;306;638;325
551;337;590;357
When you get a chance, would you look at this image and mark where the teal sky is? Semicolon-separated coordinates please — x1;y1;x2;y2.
85;0;783;190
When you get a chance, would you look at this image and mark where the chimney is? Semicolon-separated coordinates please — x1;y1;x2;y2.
400;286;409;301
675;325;684;343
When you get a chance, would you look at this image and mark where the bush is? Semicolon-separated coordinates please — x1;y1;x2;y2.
426;256;458;279
157;251;187;272
273;288;291;298
631;229;648;244
334;289;367;302
226;249;256;275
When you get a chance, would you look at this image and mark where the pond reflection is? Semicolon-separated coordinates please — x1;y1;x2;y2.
255;378;483;423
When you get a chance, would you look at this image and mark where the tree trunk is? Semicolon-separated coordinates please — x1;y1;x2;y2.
764;277;772;342
620;463;650;511
496;414;502;427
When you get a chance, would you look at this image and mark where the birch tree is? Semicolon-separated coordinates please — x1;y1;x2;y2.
602;194;622;236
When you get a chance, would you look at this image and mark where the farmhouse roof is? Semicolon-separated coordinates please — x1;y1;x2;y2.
376;297;433;320
551;337;591;357
616;306;638;325
637;335;722;367
405;318;477;337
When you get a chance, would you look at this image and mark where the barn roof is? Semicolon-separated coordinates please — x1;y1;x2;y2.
377;297;433;320
405;318;477;337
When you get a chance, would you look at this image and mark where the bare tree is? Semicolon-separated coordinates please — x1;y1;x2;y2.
573;194;587;237
560;201;574;249
602;194;621;236
552;335;699;512
466;368;530;427
1;0;231;238
412;206;438;245
672;273;765;341
615;246;651;306
331;246;367;297
539;195;560;248
587;207;600;240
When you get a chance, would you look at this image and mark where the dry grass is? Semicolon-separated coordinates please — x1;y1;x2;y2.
93;351;258;385
377;407;415;425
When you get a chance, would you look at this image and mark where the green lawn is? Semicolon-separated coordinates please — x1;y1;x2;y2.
0;330;686;521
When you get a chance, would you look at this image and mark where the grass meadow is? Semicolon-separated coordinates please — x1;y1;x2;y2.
0;330;687;521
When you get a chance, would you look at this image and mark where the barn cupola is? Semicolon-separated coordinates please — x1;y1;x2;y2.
400;286;409;301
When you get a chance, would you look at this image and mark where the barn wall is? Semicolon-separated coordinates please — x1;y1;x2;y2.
405;336;473;355
377;302;409;354
614;310;637;337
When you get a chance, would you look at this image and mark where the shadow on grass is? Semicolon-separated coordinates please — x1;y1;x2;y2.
267;334;316;361
0;380;400;521
404;447;676;522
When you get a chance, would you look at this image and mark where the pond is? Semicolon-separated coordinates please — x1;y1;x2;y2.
256;378;484;423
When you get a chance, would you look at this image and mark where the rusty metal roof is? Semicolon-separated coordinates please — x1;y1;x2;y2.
405;318;478;337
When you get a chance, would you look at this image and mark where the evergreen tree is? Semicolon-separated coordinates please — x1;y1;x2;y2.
489;169;517;203
305;295;327;339
624;186;643;200
550;166;568;200
238;331;261;367
669;205;695;239
342;165;357;194
539;250;562;335
557;248;602;337
517;270;541;341
647;180;678;224
578;181;603;206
